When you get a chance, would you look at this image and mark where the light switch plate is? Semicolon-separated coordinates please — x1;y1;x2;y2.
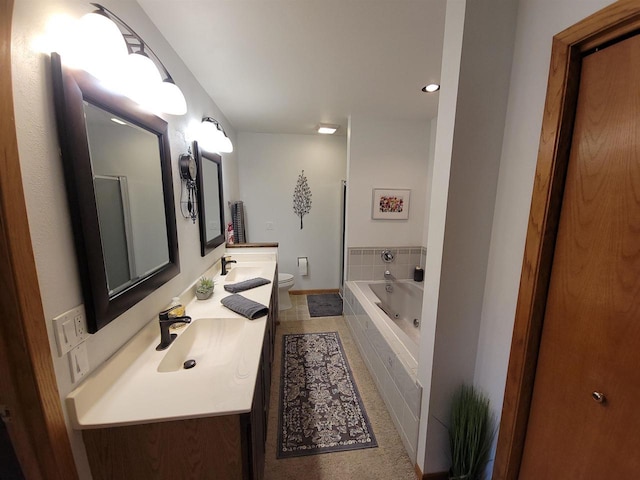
53;305;89;356
69;342;89;384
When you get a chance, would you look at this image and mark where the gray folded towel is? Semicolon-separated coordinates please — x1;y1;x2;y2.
224;277;271;294
221;294;269;320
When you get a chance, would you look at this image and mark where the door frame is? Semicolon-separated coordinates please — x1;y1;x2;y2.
0;0;78;478
493;1;640;478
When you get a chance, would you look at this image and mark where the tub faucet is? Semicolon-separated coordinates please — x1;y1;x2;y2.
156;306;191;351
384;270;396;281
221;256;237;275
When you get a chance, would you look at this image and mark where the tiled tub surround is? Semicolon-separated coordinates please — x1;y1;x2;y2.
347;247;426;281
343;280;423;462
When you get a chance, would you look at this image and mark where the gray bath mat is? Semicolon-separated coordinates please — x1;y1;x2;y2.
307;293;343;317
278;332;377;458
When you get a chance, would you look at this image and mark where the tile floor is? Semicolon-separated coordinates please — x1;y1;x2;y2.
278;293;311;321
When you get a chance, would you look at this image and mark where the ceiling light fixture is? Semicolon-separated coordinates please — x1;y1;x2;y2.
199;117;234;153
317;124;339;135
422;83;440;93
110;117;127;125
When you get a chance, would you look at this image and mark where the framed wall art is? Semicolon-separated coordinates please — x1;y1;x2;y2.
372;188;410;220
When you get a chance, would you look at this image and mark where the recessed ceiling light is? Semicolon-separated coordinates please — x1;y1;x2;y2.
422;84;440;93
317;123;339;135
110;117;127;125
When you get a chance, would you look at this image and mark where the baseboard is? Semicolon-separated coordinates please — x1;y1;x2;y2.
290;289;339;295
415;464;448;480
424;472;448;480
226;242;278;248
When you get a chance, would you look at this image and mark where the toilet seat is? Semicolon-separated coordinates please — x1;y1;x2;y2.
278;273;294;288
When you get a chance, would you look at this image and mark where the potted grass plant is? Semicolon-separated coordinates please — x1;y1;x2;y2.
449;385;494;480
195;276;214;300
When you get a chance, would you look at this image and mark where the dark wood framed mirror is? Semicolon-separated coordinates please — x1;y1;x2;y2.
193;141;225;256
51;52;179;333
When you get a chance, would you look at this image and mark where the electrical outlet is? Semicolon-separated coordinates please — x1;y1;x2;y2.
266;221;274;231
53;305;89;356
74;314;86;337
69;342;89;383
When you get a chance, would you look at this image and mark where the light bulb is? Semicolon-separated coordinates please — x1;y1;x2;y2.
197;120;220;152
422;83;440;93
316;123;339;134
198;119;234;153
211;125;233;153
32;14;76;55
120;53;162;106
71;13;128;82
154;81;187;115
218;133;234;153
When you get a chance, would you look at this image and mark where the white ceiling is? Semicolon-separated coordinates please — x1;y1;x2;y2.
138;0;447;135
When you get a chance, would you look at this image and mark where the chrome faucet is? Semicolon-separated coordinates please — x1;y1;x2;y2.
384;270;396;281
156;305;191;351
221;256;237;275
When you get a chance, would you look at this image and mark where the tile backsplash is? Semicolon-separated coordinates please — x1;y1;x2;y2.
347;246;426;281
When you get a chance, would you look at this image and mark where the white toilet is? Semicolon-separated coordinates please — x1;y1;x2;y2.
278;273;295;310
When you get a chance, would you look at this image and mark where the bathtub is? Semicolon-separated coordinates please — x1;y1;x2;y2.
369;281;422;351
343;280;423;461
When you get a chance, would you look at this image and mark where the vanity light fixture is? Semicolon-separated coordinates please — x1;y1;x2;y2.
422;83;440;93
317;124;339;135
54;3;187;115
199;117;234;153
92;3;187;115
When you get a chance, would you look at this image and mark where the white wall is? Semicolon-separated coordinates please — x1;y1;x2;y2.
236;132;347;290
346;115;430;248
11;1;239;477
416;1;466;470
473;0;615;474
422;118;437;248
416;0;518;472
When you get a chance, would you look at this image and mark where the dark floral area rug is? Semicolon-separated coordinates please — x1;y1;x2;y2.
277;331;377;458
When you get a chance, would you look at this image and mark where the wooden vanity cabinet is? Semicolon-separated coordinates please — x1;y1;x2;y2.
241;269;276;480
83;276;277;480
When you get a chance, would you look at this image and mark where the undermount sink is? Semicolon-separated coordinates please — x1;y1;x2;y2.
223;266;265;283
157;318;245;373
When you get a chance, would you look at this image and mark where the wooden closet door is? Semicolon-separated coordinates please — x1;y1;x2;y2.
519;33;640;478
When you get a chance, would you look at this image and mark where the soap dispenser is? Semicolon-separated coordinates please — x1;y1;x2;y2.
168;297;187;331
169;297;185;316
413;266;424;282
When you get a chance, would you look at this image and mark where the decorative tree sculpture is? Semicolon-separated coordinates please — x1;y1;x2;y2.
293;170;312;229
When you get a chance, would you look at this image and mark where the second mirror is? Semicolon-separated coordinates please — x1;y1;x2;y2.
194;141;225;256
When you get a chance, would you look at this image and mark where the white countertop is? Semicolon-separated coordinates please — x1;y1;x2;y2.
66;253;276;430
